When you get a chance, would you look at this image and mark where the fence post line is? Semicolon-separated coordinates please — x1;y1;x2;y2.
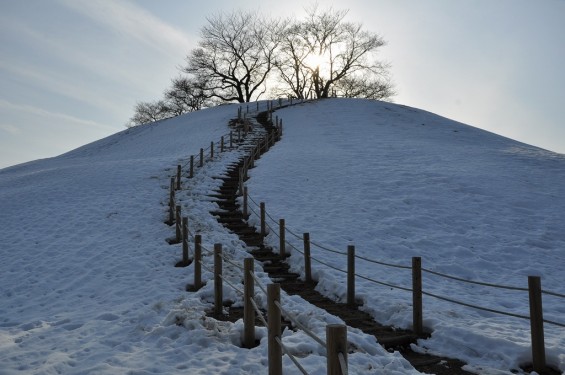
182;217;189;263
303;233;312;283
243;258;255;348
347;245;355;306
412;257;423;336
220;136;225;152
260;202;266;237
214;244;223;317
189;156;194;178
176;165;181;190
199;148;204;167
268;283;282;375
279;219;286;258
243;186;248;217
194;234;202;289
326;324;348;375
210;141;214;159
528;276;546;373
175;205;182;242
230;131;233;148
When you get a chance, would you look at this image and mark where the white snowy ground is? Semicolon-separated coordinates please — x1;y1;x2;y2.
0;102;420;374
246;98;565;374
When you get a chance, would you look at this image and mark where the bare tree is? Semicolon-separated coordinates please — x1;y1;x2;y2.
277;6;393;100
164;76;208;115
333;74;395;100
184;11;281;103
126;100;170;127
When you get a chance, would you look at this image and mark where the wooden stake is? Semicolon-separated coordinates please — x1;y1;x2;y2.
189;156;194;178
279;219;285;258
194;235;202;289
347;245;355;306
214;244;223;317
412;257;423;336
176;165;181;190
528;276;546;373
260;202;266;238
303;233;311;283
267;284;282;375
182;217;189;263
243;258;255;348
326;324;347;375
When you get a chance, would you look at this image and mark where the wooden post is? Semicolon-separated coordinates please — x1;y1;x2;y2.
194;235;202;289
326;324;347;375
243;186;248;217
260;202;266;237
243;258;255;348
230;131;233;148
175;205;182;242
214;244;223;317
347;245;355;306
182;217;189;263
238;168;244;196
210;141;214;159
412;257;423;336
199;148;204;167
220;136;224;152
176;165;181;190
528;276;546;373
279;219;285;258
256;101;259;111
268;283;282;375
169;178;175;223
189;156;194;178
303;233;312;283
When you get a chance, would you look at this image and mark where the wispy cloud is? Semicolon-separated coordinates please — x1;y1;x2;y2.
0;99;115;132
55;0;195;58
0;60;127;117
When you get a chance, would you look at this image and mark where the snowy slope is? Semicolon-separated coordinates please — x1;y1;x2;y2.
246;98;565;373
0;102;421;374
1;99;563;374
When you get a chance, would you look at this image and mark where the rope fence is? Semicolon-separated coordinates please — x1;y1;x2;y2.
242;192;564;374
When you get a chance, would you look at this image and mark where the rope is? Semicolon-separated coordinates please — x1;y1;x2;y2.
338;352;348;375
275;336;310;375
355;254;411;270
221;255;245;271
544;319;565;328
274;301;327;349
309;255;348;274
542;289;565;299
355;273;413;293
310;240;347;256
198;259;214;274
250;298;268;327
422;268;528;292
250;271;269;296
218;274;244;296
422;290;531;321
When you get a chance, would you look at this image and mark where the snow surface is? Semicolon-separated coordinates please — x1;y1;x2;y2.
0;98;563;374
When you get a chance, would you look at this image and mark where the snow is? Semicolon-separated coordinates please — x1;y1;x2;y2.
0;98;563;374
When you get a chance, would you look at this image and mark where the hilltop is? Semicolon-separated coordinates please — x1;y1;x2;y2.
0;98;563;374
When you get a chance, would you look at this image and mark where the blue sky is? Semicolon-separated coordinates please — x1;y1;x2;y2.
1;0;564;168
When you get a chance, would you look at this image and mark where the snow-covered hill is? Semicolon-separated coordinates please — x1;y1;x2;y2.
1;99;563;374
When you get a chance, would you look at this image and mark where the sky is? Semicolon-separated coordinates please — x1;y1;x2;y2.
1;0;564;169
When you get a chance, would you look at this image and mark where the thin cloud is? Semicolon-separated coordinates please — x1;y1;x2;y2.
0;99;115;132
55;0;195;58
0;60;126;117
